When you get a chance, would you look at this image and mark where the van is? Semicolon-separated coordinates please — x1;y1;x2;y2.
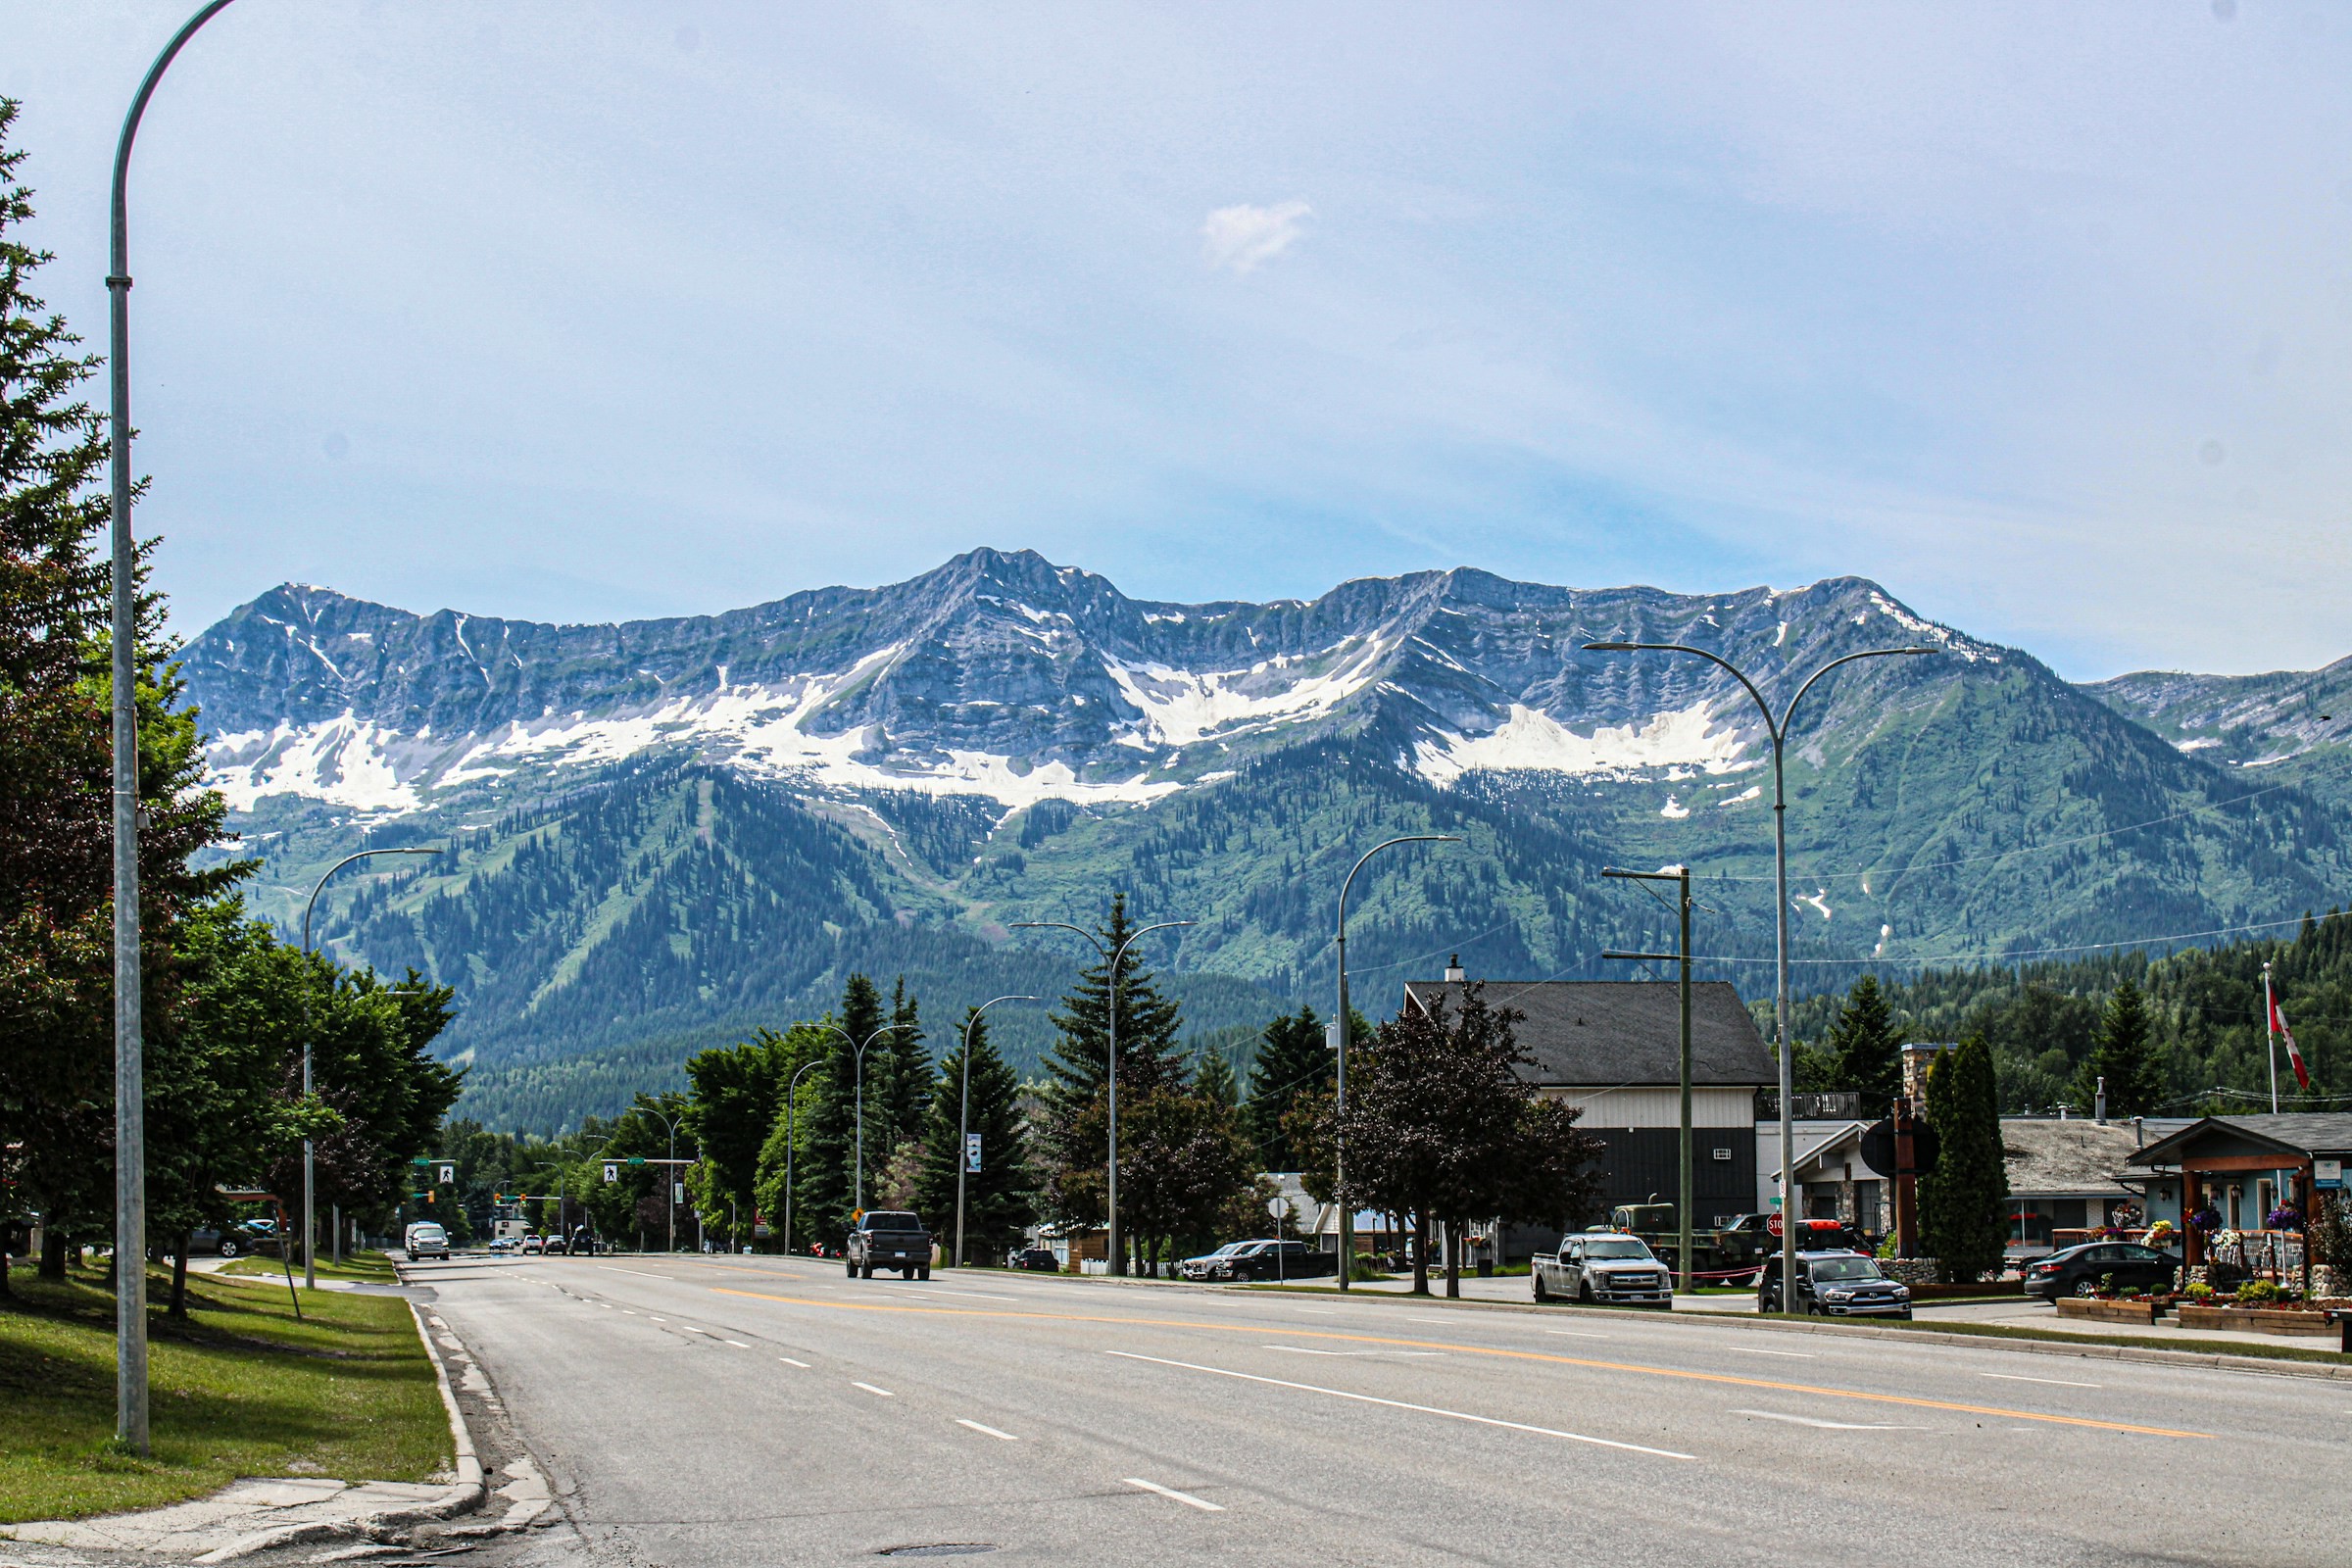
403;1222;451;1260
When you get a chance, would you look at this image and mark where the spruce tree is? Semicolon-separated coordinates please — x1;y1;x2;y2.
2071;975;2162;1119
876;976;931;1155
1037;895;1188;1221
912;1007;1037;1260
1825;975;1904;1110
1919;1035;2009;1284
794;973;887;1240
1195;1043;1238;1110
1244;1006;1336;1172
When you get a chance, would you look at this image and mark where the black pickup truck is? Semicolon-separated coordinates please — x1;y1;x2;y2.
847;1211;934;1280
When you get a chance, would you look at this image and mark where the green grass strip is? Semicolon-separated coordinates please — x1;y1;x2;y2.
216;1250;399;1285
0;1266;446;1525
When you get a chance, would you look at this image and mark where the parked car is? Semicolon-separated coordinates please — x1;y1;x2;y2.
182;1226;247;1258
847;1211;934;1279
1179;1242;1254;1281
403;1221;451;1260
1760;1250;1913;1317
2023;1241;2180;1301
1008;1247;1060;1272
1532;1232;1673;1307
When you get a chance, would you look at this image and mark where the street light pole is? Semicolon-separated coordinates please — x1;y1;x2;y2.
956;995;1037;1268
1585;638;1933;1316
1603;864;1693;1295
781;1059;822;1257
634;1104;680;1253
813;1022;914;1215
301;848;440;1288
1013;917;1192;1276
105;0;238;1455
1332;837;1459;1293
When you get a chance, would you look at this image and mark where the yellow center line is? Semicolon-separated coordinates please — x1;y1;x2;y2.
708;1287;2212;1441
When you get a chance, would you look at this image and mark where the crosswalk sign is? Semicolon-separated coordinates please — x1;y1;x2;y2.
603;1161;618;1184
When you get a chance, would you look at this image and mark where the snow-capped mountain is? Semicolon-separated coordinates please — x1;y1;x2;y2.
186;547;1994;817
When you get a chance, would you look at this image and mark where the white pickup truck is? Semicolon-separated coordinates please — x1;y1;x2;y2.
1531;1231;1673;1308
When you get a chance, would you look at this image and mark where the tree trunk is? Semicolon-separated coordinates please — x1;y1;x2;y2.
1445;1217;1460;1298
0;1225;13;1298
169;1237;190;1318
39;1228;67;1281
1411;1210;1430;1296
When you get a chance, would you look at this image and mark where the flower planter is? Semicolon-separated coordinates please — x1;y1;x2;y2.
2055;1297;2164;1325
2176;1303;2334;1336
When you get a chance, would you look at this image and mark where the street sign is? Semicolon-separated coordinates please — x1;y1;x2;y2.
628;1156;646;1167
2319;1158;2343;1190
1326;1020;1343;1054
603;1161;618;1184
672;1181;685;1203
1267;1195;1286;1219
965;1133;983;1173
1858;1119;1939;1179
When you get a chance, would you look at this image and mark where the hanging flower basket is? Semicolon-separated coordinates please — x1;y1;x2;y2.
2267;1203;2305;1232
2186;1206;2222;1234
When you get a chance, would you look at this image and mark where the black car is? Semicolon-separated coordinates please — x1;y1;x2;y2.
1760;1250;1913;1318
1009;1247;1060;1272
848;1210;933;1279
2023;1241;2180;1301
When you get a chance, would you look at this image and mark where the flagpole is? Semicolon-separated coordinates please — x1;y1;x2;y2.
2265;960;2279;1115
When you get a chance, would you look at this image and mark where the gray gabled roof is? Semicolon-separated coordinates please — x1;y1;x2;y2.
1400;979;1776;1089
2128;1113;2352;1167
2000;1118;2139;1198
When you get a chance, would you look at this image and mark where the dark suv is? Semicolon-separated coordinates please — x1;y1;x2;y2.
2023;1241;2180;1301
1760;1250;1912;1317
848;1211;933;1280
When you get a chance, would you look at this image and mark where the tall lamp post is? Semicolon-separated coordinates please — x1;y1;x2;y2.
955;994;1037;1267
1013;916;1192;1276
1584;638;1933;1316
302;847;441;1288
780;1059;823;1257
1601;864;1693;1294
1333;837;1458;1292
105;0;239;1454
632;1103;681;1253
813;1022;915;1214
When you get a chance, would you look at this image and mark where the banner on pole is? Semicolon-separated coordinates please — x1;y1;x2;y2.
965;1133;983;1173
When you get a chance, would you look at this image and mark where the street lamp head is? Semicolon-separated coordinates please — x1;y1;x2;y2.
1582;641;1640;652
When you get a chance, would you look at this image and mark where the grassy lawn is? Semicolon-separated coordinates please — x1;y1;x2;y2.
217;1250;398;1285
0;1266;448;1526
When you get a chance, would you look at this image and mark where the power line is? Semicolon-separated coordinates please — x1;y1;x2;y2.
1676;906;2349;969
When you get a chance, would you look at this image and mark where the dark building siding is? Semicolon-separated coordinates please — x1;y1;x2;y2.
1494;1126;1757;1262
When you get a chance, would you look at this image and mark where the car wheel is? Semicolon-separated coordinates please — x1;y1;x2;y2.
2072;1278;2099;1298
861;1263;873;1279
218;1239;239;1259
846;1259;857;1278
918;1266;931;1281
1532;1272;1549;1302
1578;1279;1593;1304
1897;1309;1913;1320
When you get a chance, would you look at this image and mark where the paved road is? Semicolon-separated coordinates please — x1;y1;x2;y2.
405;1252;2345;1567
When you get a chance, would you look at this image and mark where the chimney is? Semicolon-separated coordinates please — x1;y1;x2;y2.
1445;954;1465;984
2094;1076;2107;1125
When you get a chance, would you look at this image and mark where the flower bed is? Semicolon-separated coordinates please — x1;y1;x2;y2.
2056;1297;2166;1325
2177;1302;2337;1336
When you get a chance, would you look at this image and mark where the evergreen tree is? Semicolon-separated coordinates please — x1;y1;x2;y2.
1037;896;1188;1222
912;1008;1037;1262
1919;1035;2009;1284
2071;975;2162;1118
795;973;887;1239
682;1028;794;1247
1826;975;1905;1110
875;976;931;1155
1244;1005;1337;1172
1194;1042;1238;1110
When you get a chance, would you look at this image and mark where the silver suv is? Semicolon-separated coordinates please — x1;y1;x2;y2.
1533;1231;1672;1308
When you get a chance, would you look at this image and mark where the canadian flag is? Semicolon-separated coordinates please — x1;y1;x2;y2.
2272;994;2312;1091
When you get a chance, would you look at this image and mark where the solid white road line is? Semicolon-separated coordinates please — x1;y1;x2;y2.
597;1265;675;1280
956;1419;1019;1441
854;1382;896;1397
1735;1408;1924;1432
1262;1345;1443;1358
1106;1351;1694;1460
1543;1329;1607;1339
1723;1346;1815;1357
778;1356;810;1368
1123;1478;1224;1512
1980;1372;2103;1389
932;1289;1021;1301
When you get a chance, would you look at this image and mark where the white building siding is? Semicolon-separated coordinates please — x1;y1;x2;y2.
1538;1084;1756;1130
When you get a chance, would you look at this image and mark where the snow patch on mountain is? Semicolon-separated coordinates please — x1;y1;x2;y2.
1410;701;1746;786
1102;635;1390;747
211;713;421;813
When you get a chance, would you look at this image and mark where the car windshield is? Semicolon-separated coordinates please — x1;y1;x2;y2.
863;1212;922;1231
1583;1239;1653;1259
1810;1257;1884;1283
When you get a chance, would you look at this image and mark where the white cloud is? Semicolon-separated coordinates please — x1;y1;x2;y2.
1201;200;1311;273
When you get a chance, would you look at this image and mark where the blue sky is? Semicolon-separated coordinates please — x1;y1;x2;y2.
10;3;2351;677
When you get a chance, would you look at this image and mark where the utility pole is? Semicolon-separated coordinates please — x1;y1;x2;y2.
1603;863;1693;1294
955;996;1036;1267
1586;637;1935;1325
1333;837;1459;1291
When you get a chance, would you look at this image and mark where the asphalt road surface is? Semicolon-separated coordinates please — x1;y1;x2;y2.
405;1252;2345;1567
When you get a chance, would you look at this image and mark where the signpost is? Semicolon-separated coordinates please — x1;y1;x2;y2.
1269;1194;1288;1284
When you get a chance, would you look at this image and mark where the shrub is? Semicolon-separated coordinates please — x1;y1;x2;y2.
2184;1281;2215;1300
2233;1279;2283;1305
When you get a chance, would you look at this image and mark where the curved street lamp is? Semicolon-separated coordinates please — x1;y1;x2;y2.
630;1102;682;1254
811;1021;916;1215
1012;917;1192;1276
1332;836;1459;1292
779;1058;825;1259
955;995;1038;1267
1583;638;1934;1315
105;0;239;1452
301;847;442;1289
